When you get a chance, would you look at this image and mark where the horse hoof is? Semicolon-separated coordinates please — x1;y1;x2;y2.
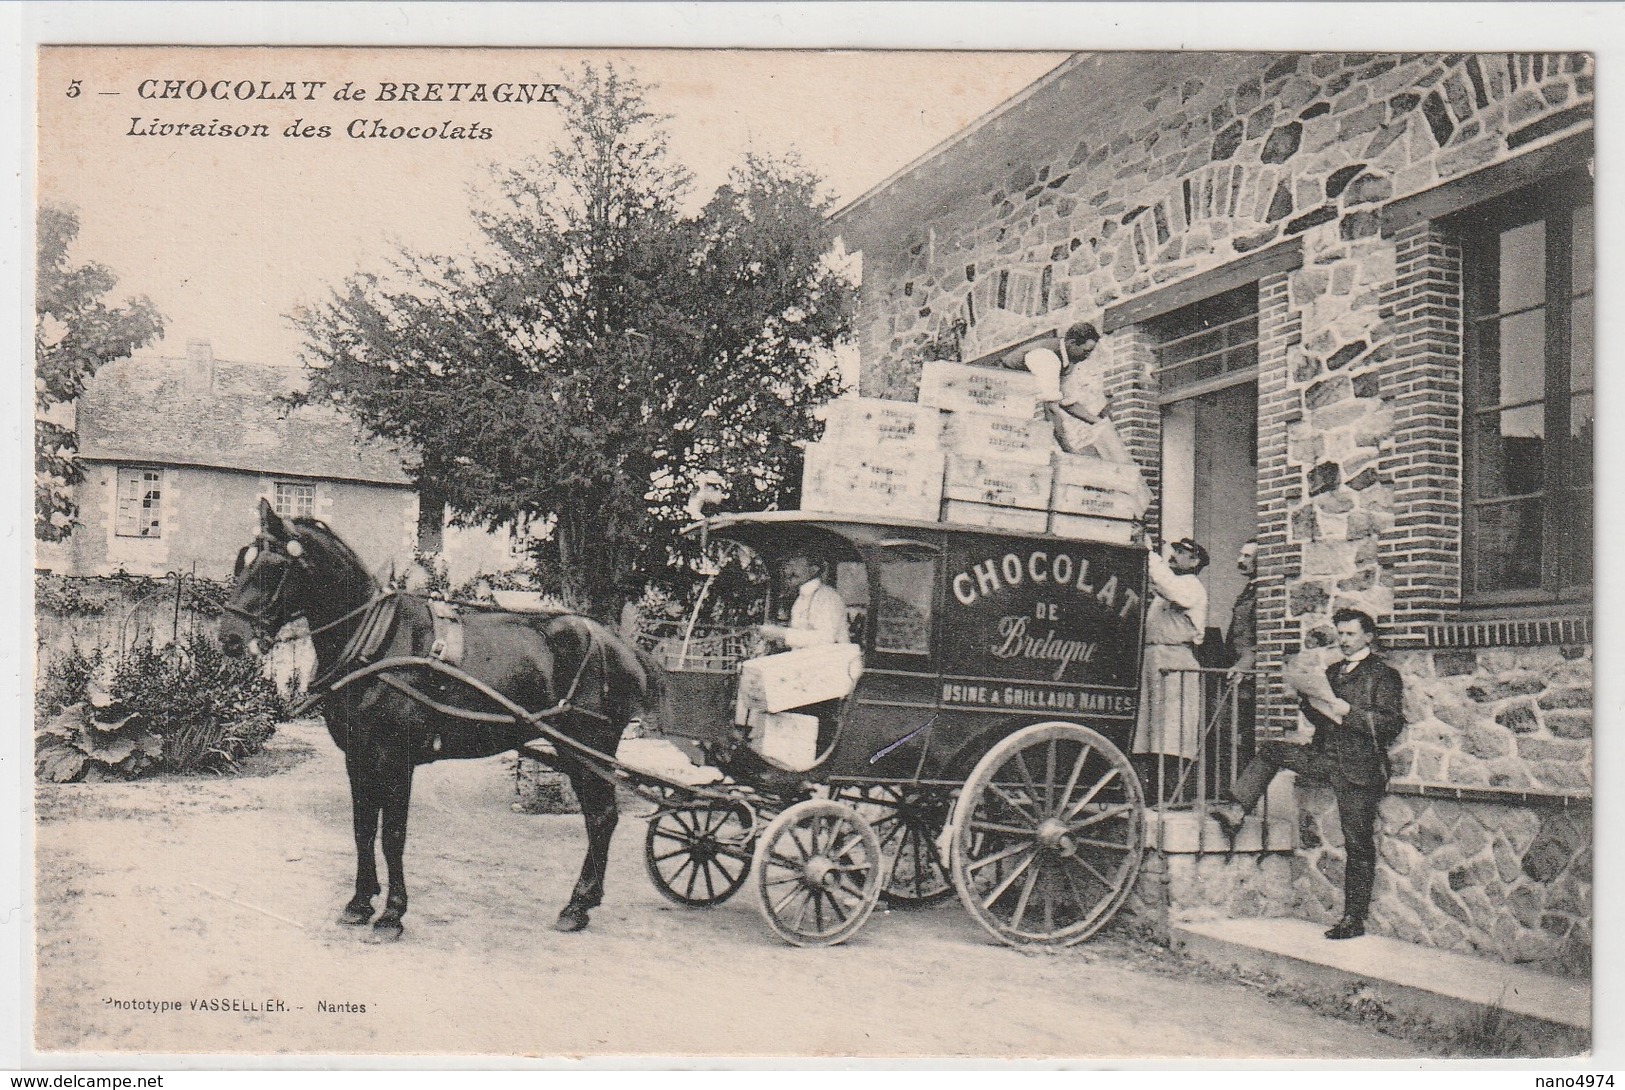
338;907;373;926
365;921;404;943
553;909;590;933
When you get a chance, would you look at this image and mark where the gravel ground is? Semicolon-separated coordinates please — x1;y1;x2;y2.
33;720;1434;1061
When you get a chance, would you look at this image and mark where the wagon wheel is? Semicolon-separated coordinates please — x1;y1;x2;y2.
752;798;883;947
948;722;1144;947
834;785;954;905
644;802;753;907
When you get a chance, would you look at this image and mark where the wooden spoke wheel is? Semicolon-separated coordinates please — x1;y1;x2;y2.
948;722;1145;947
834;785;954;905
644;801;753;907
752;798;883;947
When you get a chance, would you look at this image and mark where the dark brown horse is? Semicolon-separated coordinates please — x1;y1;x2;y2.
221;499;664;940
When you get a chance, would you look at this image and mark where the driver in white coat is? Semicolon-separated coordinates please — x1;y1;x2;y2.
730;554;854;779
756;555;850;650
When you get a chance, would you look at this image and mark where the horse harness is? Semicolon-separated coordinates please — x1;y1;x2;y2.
232;526;626;780
280;593;615;743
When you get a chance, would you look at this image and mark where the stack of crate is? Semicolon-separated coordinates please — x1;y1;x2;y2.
800;360;1150;544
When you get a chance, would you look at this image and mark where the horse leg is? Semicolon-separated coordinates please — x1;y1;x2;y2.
368;762;415;943
339;763;381;926
555;760;619;933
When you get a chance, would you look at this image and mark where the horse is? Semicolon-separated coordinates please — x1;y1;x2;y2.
220;499;665;941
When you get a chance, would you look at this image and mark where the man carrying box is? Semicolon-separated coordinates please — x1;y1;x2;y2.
755;554;850;651
719;554;858;786
1001;321;1130;460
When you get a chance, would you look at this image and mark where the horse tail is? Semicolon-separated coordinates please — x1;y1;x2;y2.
559;614;669;732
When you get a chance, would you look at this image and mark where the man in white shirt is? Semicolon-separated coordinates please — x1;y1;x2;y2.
1133;537;1210;803
726;554;854;779
756;555;849;649
1001;321;1121;456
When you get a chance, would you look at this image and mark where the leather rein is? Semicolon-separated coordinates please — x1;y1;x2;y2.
227;533;610;726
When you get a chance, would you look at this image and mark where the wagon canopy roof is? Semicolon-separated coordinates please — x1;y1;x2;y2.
691;510;1145;558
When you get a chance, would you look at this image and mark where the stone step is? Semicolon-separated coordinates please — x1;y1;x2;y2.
1145;808;1297;854
1173;915;1589;1053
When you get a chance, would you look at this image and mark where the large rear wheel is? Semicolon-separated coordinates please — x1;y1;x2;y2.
834;785;953;905
948;722;1144;947
752;798;883;947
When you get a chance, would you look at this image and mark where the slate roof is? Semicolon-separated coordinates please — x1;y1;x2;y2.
75;349;412;486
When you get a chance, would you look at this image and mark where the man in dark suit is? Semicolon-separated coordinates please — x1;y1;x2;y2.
1211;608;1405;939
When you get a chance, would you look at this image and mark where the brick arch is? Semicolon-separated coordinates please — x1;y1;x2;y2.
1419;53;1593;149
1105;161;1299;291
1096;51;1591;298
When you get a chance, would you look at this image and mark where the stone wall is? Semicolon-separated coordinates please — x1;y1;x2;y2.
854;51;1591;397
1388;646;1592;795
842;51;1593;970
35;574;222;668
1295;786;1590;977
34;574;311;702
1163;852;1297;925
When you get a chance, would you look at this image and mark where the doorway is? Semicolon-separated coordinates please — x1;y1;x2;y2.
1160;381;1258;639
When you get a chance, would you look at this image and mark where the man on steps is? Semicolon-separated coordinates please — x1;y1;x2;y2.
1211;608;1406;940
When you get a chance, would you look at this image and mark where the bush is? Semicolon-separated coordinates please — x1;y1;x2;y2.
34;633;288;781
35;577;108;616
36;702;164;783
389;552;450;595
36;643;103;716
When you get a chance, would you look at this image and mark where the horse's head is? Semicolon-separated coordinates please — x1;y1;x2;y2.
221;498;373;657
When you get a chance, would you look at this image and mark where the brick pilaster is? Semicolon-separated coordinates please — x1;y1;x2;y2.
1377;222;1464;646
1254;269;1305;731
1102;327;1162;540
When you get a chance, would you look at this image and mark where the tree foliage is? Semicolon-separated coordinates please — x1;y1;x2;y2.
294;65;854;618
35;205;166;541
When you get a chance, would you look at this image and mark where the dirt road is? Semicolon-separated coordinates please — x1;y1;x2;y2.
34;720;1423;1060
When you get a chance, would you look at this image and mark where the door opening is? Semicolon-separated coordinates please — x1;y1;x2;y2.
1160;381;1258;636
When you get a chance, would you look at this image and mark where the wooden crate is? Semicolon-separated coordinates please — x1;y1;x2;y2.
744;709;819;771
940;500;1050;533
821;398;944;449
918;360;1042;420
736;644;863;715
1051;483;1144;520
943;453;1053;511
941;409;1056;465
1052;450;1150;502
1049;513;1141;545
801;441;945;522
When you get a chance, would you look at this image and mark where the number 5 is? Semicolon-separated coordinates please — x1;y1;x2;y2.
66;80;81;98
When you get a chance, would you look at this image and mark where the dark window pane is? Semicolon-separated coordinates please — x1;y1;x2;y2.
1223;338;1258;374
1571;201;1594;295
1569;392;1593;490
874;557;934;655
1498;219;1546;311
1462;173;1591;604
416;497;445;553
1151;282;1259;393
1473;406;1545;499
1472;498;1544;592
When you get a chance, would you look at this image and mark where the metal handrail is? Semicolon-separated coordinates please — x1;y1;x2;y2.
1146;665;1288;855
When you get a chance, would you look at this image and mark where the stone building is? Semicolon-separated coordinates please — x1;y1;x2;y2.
832;52;1592;975
36;340;518;586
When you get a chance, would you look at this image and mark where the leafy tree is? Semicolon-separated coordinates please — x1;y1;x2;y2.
294;65;853;619
35;205;166;541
